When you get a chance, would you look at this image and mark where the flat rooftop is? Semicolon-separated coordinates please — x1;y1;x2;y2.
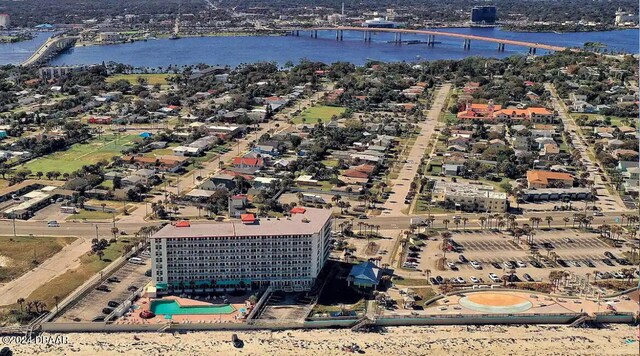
152;207;332;239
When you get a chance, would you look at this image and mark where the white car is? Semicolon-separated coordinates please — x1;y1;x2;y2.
456;277;466;284
503;261;514;269
470;261;482;269
488;273;501;283
516;261;527;268
447;262;457;270
470;276;480;283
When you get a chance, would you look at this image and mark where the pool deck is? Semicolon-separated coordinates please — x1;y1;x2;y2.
116;296;250;325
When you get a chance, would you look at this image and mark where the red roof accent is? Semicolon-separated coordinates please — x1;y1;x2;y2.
232;157;264;167
175;221;191;227
290;207;306;214
240;214;256;223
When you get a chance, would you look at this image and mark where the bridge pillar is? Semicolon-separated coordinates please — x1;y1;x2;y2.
363;31;367;41
463;39;470;50
340;30;343;41
498;43;505;52
532;47;536;55
336;30;340;40
314;30;318;38
296;30;299;37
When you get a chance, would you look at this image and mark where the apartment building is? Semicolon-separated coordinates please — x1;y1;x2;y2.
431;181;507;213
150;207;332;292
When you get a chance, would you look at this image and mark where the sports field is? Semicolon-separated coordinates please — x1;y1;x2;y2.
106;73;175;86
293;105;346;124
22;134;139;174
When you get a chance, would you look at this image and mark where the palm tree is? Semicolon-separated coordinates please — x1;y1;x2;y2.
453;217;461;230
545;216;553;228
17;298;25;312
97;250;105;261
462;217;469;230
479;216;487;229
442;219;450;230
563;216;570;228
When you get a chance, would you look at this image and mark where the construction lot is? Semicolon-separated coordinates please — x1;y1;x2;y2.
419;229;636;284
56;254;151;322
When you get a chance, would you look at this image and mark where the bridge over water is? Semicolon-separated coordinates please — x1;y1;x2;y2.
286;26;576;54
21;35;78;67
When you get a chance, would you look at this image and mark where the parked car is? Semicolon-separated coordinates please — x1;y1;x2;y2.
107;277;120;283
429;277;439;285
96;285;110;292
107;300;120;308
470;261;482;269
523;273;534;282
572;260;581;267
488;273;501;283
503;261;514;269
557;259;569;267
604;251;615;259
102;307;114;315
456;277;466;284
602;259;615;266
516;261;527;268
491;262;502;269
435;276;444;284
584;260;595;268
458;255;468;263
47;220;60;227
447;262;457;270
470;276;480;283
530;260;543;268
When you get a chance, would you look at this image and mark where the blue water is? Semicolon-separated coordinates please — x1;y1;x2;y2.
150;299;235;315
0;32;57;65
1;28;637;67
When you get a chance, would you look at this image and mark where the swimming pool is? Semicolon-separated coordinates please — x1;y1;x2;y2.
150;300;236;315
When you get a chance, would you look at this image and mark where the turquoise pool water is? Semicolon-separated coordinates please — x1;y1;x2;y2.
150;300;235;315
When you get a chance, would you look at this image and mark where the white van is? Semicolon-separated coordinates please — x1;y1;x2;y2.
128;257;144;265
47;220;60;227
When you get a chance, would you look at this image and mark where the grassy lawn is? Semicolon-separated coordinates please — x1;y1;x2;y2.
24;239;135;308
99;180;114;190
106;73;175;86
69;210;115;220
392;277;431;286
0;236;77;283
572;113;633;127
321;159;339;168
293;105;346;125
21;134;139;174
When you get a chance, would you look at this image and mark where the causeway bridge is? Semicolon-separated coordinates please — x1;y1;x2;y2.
285;26;574;54
21;35;78;67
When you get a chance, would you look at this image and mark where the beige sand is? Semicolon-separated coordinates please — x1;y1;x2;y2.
7;324;639;355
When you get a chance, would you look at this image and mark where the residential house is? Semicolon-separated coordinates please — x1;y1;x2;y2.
231;157;264;174
526;170;574;189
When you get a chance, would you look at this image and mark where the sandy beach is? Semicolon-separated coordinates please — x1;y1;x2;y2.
6;324;639;355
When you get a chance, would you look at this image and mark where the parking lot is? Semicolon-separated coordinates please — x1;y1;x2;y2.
422;230;637;285
57;253;152;322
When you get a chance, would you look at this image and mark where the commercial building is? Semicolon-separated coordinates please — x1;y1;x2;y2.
362;18;398;28
150;207;333;292
471;6;497;25
0;14;10;28
431;181;507;213
521;187;592;201
526;170;574;189
615;8;638;27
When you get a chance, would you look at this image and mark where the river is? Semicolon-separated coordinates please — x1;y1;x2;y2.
1;28;637;67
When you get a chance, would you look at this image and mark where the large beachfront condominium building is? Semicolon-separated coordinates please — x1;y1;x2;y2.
150;207;332;292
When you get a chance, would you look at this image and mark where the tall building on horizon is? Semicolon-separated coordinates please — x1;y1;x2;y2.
0;14;10;29
471;6;497;25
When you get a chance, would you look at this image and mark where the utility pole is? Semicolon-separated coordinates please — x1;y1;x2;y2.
95;225;99;240
11;213;16;238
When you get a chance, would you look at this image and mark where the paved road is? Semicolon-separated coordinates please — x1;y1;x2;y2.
382;83;451;216
546;83;626;211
